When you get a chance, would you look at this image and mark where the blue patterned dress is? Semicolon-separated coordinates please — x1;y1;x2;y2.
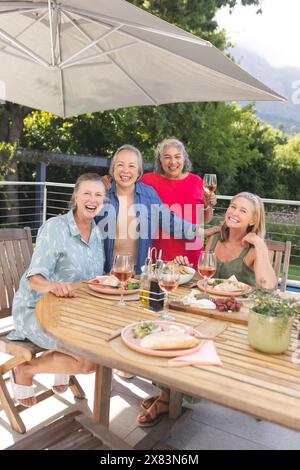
8;210;105;349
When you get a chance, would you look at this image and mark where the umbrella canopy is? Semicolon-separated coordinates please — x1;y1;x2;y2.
0;0;285;117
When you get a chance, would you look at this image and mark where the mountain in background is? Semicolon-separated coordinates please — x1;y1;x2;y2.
230;46;300;134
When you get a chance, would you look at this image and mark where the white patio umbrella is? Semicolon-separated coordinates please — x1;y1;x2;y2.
0;0;285;117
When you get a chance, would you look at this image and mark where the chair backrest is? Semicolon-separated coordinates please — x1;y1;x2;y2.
0;228;86;435
0;228;33;318
266;239;291;292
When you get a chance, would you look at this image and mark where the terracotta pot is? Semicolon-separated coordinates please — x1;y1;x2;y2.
248;310;292;354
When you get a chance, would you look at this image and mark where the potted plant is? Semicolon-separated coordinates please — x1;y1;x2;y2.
248;290;300;354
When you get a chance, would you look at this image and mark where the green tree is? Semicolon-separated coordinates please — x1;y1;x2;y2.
21;0;267;189
231;112;287;197
0;103;32;220
275;135;300;200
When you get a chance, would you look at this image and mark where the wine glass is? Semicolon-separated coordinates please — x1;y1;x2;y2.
158;262;180;321
198;251;217;298
203;173;217;206
112;253;134;307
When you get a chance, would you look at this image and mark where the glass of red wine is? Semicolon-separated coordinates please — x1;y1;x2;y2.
112;253;134;307
198;251;217;298
158;262;180;321
203;173;217;206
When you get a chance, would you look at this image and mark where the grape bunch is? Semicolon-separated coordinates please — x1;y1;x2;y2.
212;297;242;312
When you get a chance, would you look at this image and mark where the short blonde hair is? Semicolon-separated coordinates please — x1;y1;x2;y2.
109;144;144;180
154;138;192;174
220;192;266;241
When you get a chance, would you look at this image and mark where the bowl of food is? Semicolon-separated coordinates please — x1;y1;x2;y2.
177;265;196;285
141;264;195;285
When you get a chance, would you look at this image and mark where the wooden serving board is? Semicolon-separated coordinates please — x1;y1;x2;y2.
169;301;249;325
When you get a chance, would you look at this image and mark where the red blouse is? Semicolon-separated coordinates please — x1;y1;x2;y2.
141;172;205;268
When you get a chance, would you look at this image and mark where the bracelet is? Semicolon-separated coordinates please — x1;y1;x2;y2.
204;206;212;211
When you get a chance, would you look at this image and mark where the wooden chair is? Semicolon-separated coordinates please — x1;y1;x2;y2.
266;239;291;292
5;410;132;450
0;228;85;434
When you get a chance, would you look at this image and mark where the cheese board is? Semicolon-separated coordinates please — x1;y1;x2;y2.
168;300;249;325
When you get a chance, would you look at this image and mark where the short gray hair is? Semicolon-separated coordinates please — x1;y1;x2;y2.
109;144;144;180
154;138;192;174
70;173;105;210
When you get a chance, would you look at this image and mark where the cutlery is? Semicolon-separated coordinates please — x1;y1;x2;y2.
185;328;226;343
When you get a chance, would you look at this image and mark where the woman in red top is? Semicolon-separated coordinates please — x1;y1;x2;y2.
141;138;216;268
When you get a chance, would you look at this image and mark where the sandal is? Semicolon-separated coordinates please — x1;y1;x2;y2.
52;374;70;394
137;398;169;427
9;369;36;408
141;395;159;410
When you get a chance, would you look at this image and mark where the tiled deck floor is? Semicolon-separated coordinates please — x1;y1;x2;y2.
1;369;300;450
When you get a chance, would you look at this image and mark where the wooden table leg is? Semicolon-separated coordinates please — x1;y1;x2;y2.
169;390;183;419
92;365;112;427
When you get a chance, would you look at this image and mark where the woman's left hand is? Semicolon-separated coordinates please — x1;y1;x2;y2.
204;191;217;208
49;281;76;298
242;232;262;247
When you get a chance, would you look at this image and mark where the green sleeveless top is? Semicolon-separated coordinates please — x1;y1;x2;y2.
210;234;256;286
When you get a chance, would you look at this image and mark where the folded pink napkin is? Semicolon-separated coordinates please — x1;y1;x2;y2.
168;340;222;366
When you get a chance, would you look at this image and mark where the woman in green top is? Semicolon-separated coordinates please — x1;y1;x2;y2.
176;192;276;289
137;192;277;427
205;191;276;289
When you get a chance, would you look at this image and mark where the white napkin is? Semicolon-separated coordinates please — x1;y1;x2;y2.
168;341;222;365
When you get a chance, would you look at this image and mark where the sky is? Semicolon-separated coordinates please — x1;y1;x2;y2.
216;0;300;68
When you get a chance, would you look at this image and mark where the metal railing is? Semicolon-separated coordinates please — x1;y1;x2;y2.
0;180;299;281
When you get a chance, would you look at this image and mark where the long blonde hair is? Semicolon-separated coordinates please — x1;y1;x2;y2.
220;192;266;241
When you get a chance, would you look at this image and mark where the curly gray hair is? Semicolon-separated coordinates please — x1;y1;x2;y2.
154;138;192;174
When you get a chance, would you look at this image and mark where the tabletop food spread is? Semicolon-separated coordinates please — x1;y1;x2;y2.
121;321;203;357
197;275;252;297
87;275;140;295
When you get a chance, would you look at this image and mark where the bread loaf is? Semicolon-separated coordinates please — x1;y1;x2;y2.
140;330;198;350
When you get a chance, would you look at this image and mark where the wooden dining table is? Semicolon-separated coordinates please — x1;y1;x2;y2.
35;285;300;434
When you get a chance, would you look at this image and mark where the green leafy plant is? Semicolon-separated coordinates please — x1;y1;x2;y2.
251;290;300;319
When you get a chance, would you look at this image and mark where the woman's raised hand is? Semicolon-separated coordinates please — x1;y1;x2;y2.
204;225;221;238
174;255;193;266
101;175;113;190
241;232;261;247
49;282;75;297
204;191;217;208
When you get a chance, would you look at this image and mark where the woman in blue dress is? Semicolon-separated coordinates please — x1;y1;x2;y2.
8;173;106;407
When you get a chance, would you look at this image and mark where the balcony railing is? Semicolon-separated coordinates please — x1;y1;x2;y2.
1;180;299;282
